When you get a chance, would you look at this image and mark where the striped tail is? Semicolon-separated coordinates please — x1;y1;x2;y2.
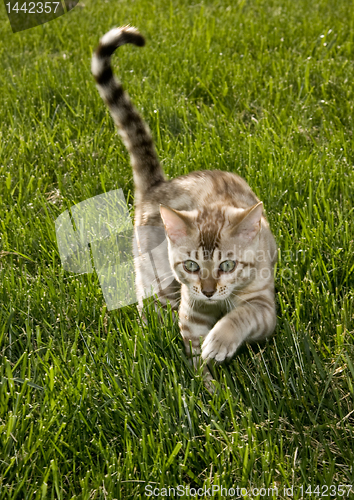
91;27;165;195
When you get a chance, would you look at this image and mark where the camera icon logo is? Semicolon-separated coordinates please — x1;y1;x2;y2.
55;189;174;311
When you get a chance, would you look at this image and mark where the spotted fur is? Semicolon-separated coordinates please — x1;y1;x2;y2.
92;27;277;372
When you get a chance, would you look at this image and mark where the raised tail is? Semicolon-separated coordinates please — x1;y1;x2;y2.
91;27;165;195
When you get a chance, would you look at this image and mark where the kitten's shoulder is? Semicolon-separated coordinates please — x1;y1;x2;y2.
167;170;260;209
142;169;259;213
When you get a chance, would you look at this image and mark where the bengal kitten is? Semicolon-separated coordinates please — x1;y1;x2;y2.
91;26;277;370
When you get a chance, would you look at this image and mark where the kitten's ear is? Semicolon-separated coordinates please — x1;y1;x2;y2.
160;205;192;244
233;202;263;241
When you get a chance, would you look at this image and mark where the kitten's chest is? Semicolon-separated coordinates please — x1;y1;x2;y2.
188;299;229;322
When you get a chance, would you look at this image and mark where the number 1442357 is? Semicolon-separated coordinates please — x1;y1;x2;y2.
6;2;60;13
300;485;353;496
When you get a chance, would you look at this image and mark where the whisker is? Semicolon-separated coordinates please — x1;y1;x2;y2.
149;277;179;289
231;293;259;313
163;290;181;296
154;270;174;279
226;298;233;313
151;274;175;285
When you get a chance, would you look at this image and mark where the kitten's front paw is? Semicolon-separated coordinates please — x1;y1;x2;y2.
201;326;241;362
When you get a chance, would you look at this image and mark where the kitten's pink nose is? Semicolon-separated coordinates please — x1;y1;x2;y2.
201;278;217;298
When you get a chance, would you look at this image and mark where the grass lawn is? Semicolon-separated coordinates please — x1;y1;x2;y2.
1;0;354;497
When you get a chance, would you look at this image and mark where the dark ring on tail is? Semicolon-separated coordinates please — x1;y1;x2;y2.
96;30;145;59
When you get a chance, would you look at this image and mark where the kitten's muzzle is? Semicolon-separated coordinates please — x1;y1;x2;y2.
201;277;217;298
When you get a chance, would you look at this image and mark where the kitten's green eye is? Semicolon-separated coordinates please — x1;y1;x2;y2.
219;260;236;272
183;260;200;273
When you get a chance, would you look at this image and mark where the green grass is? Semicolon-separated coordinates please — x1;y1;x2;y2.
1;0;354;497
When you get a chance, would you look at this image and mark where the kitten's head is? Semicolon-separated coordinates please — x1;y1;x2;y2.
160;202;263;302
